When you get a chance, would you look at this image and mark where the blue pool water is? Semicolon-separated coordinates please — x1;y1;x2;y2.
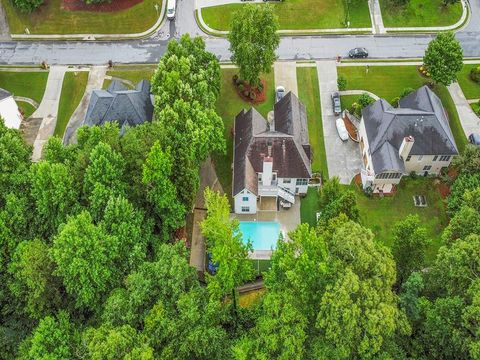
238;221;280;250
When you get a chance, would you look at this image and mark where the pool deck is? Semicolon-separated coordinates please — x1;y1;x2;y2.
233;196;301;259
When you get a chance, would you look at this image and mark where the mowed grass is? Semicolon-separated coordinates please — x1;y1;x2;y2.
239;288;266;308
54;72;89;137
107;65;157;86
340;94;359;112
1;0;162;35
472;102;480;115
379;0;463;27
201;0;371;31
297;67;328;178
300;187;320;227
0;71;48;103
354;178;448;264
457;64;480;100
212;68;275;199
17;101;36;118
337;65;468;153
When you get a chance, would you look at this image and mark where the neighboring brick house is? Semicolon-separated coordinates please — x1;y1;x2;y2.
83;80;154;133
232;92;312;214
358;85;458;194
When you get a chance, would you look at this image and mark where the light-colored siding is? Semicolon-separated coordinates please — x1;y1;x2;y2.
234;189;257;214
0;97;22;129
404;155;452;175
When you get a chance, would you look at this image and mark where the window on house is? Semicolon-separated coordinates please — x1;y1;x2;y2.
296;179;308;186
283;179;291;184
406;155;411;161
241;206;250;212
433;155;438;161
439;155;451;162
418;155;423;161
423;165;432;171
242;196;249;202
258;174;262;182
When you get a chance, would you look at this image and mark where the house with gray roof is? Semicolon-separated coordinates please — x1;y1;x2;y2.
83;80;154;133
233;92;311;214
358;85;458;194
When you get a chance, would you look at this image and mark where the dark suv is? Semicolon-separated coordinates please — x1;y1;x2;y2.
349;47;369;58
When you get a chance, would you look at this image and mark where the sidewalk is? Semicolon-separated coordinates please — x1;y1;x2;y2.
339;89;379;100
31;66;68;161
63;66;107;145
0;3;11;41
447;82;480;137
369;0;386;34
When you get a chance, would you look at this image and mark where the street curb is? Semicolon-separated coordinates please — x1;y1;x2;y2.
10;0;166;41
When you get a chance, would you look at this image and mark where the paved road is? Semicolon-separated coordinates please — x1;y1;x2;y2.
0;0;478;64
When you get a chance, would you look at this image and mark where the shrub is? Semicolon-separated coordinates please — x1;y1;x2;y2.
337;75;347;91
358;93;375;108
257;82;264;92
470;66;480;84
238;84;245;92
391;97;400;107
400;87;415;98
13;0;43;13
232;74;239;84
249;92;257;101
243;90;250;97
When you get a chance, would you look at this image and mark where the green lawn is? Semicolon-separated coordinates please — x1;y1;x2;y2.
355;178;448;263
54;72;89;137
1;0;162;35
17;101;36;118
212;68;275;199
457;64;480;100
297;67;328;178
300;187;320;227
472;102;480;115
379;0;463;27
201;0;371;31
0;71;48;103
107;66;157;86
340;94;359;113
337;65;468;153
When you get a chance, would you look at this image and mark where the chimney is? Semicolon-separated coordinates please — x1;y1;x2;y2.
262;156;273;186
399;136;414;160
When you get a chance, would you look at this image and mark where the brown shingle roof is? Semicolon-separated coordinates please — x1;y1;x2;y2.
233;92;311;196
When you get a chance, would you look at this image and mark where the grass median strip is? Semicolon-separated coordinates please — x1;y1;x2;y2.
1;0;162;35
379;0;463;28
54;72;89;138
297;67;328;178
201;0;371;31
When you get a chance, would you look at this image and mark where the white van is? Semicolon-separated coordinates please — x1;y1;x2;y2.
167;0;176;20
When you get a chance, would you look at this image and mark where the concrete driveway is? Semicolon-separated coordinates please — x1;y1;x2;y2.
317;60;362;184
274;61;298;95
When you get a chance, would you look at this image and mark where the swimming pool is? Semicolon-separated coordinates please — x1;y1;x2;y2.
238;221;280;251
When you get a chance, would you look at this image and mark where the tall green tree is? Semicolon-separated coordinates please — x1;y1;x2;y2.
8;239;61;319
318;177;359;224
201;189;254;305
228;4;280;87
423;31;463;86
30;161;79;239
83;142;127;220
51;211;119;310
142;141;185;237
18;311;76;360
392;215;430;285
82;324;140;360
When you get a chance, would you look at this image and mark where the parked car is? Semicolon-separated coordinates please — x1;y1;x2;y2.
469;133;480;145
335;118;349;141
275;85;285;103
167;0;176;20
331;92;341;115
348;47;368;58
